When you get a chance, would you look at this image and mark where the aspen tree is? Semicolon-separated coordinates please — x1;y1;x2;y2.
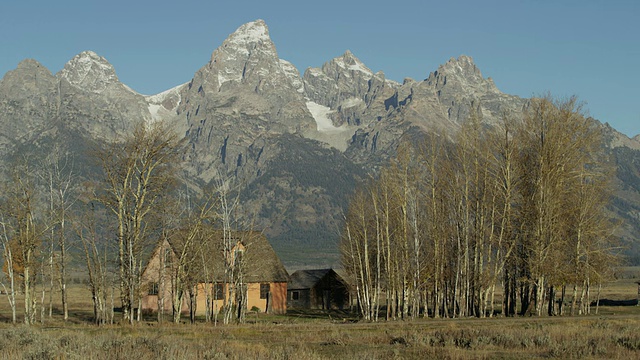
41;148;75;321
0;217;17;323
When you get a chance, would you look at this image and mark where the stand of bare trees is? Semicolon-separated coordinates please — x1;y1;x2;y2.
96;121;182;324
74;202;115;325
0;119;261;326
216;177;250;325
0;148;80;325
341;96;618;320
146;177;253;325
160;188;218;324
0;159;49;324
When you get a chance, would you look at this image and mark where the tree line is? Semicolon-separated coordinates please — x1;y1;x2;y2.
0;121;250;325
341;96;619;320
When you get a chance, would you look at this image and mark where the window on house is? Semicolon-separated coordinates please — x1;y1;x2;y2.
230;241;245;267
260;283;270;299
234;248;244;265
291;291;299;300
213;283;224;300
164;248;172;268
148;282;159;295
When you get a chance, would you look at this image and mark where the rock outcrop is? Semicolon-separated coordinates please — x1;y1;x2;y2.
177;19;316;182
56;51;151;139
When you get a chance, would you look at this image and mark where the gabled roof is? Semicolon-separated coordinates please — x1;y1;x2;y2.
163;228;289;283
288;268;339;290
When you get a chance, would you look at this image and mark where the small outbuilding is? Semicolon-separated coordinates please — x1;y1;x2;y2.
287;269;350;310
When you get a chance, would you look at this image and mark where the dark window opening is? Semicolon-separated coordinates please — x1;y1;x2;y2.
291;291;299;300
260;283;270;299
213;283;224;300
148;282;159;296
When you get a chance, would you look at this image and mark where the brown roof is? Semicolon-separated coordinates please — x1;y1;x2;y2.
288;269;346;290
165;227;289;283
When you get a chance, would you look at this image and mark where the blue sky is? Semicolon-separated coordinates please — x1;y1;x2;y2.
1;0;638;137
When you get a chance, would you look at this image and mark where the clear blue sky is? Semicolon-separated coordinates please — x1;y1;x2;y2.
1;0;638;137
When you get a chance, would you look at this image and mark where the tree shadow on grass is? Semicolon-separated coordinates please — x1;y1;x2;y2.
286;309;359;322
591;299;639;306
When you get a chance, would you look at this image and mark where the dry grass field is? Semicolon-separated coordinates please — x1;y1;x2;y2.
0;271;638;359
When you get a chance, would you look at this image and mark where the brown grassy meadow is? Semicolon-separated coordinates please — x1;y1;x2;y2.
0;272;638;359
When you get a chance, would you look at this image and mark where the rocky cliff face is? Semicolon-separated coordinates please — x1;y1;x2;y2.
0;50;151;159
300;52;527;166
303;50;398;114
0;59;57;153
56;51;151;140
423;55;525;125
1;19;638;266
177;20;316;183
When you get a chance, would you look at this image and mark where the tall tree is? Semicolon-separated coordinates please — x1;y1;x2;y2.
41;147;76;321
486;114;520;317
0;216;17;323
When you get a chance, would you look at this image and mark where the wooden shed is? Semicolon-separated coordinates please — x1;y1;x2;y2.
287;269;350;310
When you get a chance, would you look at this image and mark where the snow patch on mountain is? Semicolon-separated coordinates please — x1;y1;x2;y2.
145;83;186;123
385;79;401;87
217;69;243;88
147;104;162;123
347;61;372;75
279;59;304;93
340;97;364;108
145;83;182;103
306;101;347;133
122;84;139;95
306;68;323;77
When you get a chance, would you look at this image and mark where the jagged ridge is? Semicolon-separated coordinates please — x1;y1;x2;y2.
1;19;639;266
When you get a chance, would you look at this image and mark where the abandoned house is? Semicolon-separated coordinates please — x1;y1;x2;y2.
287;268;350;310
141;228;289;316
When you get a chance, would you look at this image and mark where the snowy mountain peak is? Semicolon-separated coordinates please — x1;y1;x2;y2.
207;19;283;90
216;19;275;61
333;50;373;77
432;55;485;85
58;51;119;93
227;19;270;46
442;55;482;78
426;54;497;93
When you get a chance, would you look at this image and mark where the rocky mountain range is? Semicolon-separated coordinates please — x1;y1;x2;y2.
1;19;639;267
